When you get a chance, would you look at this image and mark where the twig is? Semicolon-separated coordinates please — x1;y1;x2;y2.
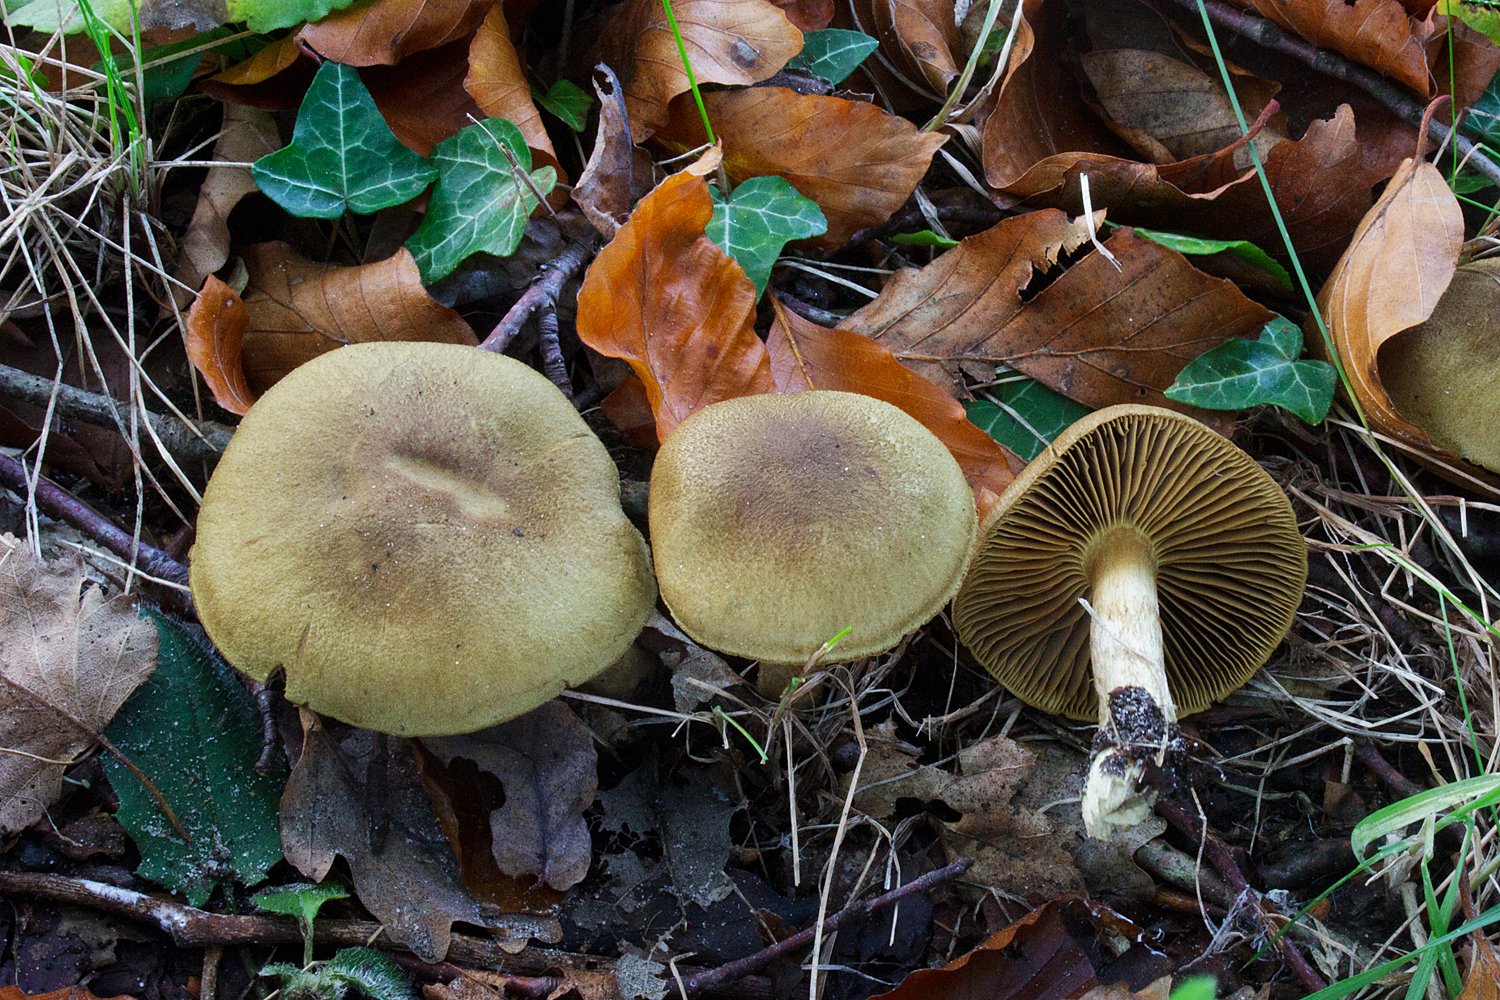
479;230;597;355
1355;741;1426;800
0;452;191;588
0;873;773;1000
535;306;573;400
1155;797;1328;992
1160;0;1500;189
0;361;232;463
680;856;974;996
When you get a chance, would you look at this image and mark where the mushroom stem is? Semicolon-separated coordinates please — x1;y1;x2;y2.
1081;528;1175;839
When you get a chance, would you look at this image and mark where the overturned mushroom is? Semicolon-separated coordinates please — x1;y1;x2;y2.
952;404;1306;838
190;341;657;736
648;390;976;694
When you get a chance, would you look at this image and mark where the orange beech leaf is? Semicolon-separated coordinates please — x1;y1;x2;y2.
185;275;257;416
590;0;803;139
845;218;1272;427
465;6;555;162
656;88;947;245
1237;0;1436;96
296;0;491;66
767;296;1023;505
576;169;774;442
239;244;478;394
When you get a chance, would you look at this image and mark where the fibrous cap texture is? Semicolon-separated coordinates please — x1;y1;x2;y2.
190;341;657;736
952;404;1306;719
648;390;977;664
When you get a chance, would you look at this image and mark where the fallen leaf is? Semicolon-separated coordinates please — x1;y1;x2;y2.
573;64;651;239
363;39;487;156
464;6;556;161
205;34;302;87
867;0;964;94
575;168;773;442
238;243;477;394
771;0;833;31
1239;0;1436;96
0;988;136;1000
184;275;256;415
601;763;738;909
1460;930;1500;999
656;87;948;245
0;535;157;836
169;103;280;312
296;0;491;66
590;0;804;139
197;40;317;111
421;701;597;891
767;297;1023;504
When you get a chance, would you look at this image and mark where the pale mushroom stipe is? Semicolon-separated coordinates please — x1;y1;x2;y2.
189;341;657;737
648;391;977;696
952;404;1307;839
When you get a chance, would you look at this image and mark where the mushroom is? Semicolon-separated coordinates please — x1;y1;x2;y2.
648;390;976;694
190;341;657;736
951;404;1305;838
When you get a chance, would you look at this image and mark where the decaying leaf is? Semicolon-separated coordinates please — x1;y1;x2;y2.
576;168;774;442
238;243;478;394
656;87;948;245
590;0;804;138
600;762;738;910
0;535;157;835
574;65;650;239
184;276;256;416
464;7;556;161
767;297;1023;506
1460;931;1500;1000
421;701;597;892
297;0;491;66
1239;0;1437;96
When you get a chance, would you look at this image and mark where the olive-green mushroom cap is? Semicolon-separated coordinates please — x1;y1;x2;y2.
952;404;1306;720
190;341;657;736
648;390;976;664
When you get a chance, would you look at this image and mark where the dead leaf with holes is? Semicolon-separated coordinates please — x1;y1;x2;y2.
0;534;158;835
573;64;652;239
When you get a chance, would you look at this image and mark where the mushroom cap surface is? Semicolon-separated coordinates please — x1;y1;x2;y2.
952;404;1306;720
648;390;976;664
190;341;657;736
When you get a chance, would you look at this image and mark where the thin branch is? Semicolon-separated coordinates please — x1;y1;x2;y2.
0;361;232;463
0;452;191;588
479;230;598;355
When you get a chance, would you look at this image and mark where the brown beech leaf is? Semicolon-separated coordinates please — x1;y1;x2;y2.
465;6;555;162
656;88;947;245
576;169;773;442
364;39;485;156
0;988;136;1000
574;64;651;239
239;244;477;394
0;535;158;835
1460;932;1500;1000
421;701;596;891
590;0;803;139
169;104;280;313
847;220;1271;424
770;0;833;31
185;276;257;416
768;296;1022;505
868;0;964;94
296;0;491;66
1237;0;1436;96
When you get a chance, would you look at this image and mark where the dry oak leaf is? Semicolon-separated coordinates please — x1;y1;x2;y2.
0;534;158;835
576;168;774;442
767;296;1023;506
238;243;477;395
1234;0;1437;96
185;275;257;416
168;103;280;313
655;87;947;246
465;6;556;162
846;219;1272;425
590;0;803;139
296;0;492;66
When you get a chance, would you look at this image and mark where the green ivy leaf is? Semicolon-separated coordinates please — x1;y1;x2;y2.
3;0;357;33
1130;225;1293;290
786;28;880;84
890;230;959;248
706;177;827;298
965;372;1091;461
532;79;593;131
1165;316;1337;424
405;117;556;284
253;61;437;219
103;612;284;906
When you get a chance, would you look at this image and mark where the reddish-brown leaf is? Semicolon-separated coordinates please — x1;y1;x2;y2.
185;276;257;416
296;0;491;66
1;988;136;1000
239;244;478;394
1237;0;1436;96
1459;933;1500;1000
656;87;947;245
576;169;774;442
875;0;964;94
589;0;802;139
769;0;833;31
768;297;1022;508
464;6;555;162
361;40;484;156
